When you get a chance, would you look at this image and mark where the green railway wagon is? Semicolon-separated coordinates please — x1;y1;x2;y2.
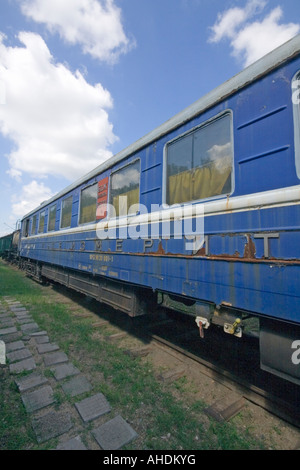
0;233;13;258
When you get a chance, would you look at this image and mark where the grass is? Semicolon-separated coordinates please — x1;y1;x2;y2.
0;260;265;450
0;371;36;450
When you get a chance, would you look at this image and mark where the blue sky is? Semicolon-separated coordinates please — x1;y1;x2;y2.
0;0;299;236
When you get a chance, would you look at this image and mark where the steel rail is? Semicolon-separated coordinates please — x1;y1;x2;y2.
138;317;300;429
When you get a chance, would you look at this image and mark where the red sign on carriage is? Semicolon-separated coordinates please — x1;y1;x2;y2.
96;176;109;220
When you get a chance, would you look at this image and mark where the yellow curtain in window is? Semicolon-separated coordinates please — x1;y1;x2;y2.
167;170;192;205
168;165;231;205
113;188;139;217
61;212;71;228
80;203;96;224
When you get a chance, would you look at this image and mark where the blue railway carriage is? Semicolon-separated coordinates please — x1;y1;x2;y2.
20;36;300;386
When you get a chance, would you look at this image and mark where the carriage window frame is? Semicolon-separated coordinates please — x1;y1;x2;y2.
60;195;73;229
109;159;141;219
163;111;234;206
79;182;98;225
31;215;37;235
292;71;300;179
23;218;30;237
48;204;57;232
38;210;45;234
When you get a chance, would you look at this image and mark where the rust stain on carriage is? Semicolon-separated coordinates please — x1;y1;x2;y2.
226;195;232;211
195;246;206;256
134;248;300;265
207;250;241;260
55;242;300;265
243;235;256;259
100;233;300;264
156;241;166;255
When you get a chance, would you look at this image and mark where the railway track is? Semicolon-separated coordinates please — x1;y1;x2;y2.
43;281;300;430
129;307;300;429
17;276;300;434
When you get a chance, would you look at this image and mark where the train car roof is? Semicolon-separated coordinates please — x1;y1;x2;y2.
22;34;300;220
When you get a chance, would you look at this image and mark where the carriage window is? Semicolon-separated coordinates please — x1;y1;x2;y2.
31;215;37;235
38;211;45;233
293;71;300;178
79;183;98;224
166;113;233;205
110;160;140;217
23;218;30;237
48;204;56;231
61;196;73;229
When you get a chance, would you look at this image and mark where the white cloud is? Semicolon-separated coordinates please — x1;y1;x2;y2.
6;168;22;182
19;0;135;62
231;7;300;66
209;0;267;43
0;31;117;181
209;0;300;67
11;180;53;218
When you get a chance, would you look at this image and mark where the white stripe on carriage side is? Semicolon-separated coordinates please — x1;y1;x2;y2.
23;185;300;240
